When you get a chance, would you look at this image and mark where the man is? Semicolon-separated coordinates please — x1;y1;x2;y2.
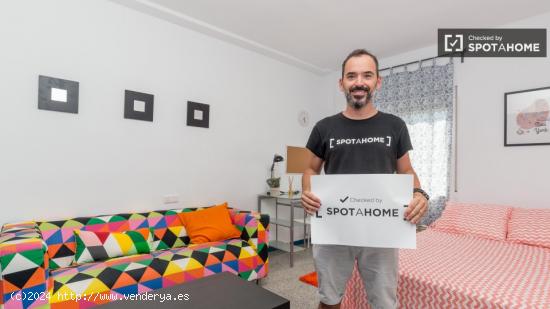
301;49;429;309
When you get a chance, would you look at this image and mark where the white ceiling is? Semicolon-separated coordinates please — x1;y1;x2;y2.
112;0;550;74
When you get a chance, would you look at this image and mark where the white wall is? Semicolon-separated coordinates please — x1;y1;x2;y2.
327;12;550;209
0;0;331;226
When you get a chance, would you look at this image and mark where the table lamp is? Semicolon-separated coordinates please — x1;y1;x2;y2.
266;154;284;195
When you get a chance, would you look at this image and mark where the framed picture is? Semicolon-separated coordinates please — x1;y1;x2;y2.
124;90;154;122
504;86;550;146
187;101;210;128
38;75;79;114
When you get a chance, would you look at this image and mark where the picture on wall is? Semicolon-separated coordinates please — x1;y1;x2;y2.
505;86;550;146
187;101;210;128
38;75;79;114
124;90;154;122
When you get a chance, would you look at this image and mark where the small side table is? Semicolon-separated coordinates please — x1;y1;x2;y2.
257;193;306;267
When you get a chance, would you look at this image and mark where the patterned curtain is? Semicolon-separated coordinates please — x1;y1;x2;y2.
375;60;454;225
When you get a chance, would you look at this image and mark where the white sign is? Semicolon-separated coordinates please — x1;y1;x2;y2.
311;174;416;249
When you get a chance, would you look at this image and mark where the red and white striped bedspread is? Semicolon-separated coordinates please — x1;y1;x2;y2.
341;229;550;309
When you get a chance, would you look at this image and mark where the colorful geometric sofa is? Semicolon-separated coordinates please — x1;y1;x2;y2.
0;206;269;308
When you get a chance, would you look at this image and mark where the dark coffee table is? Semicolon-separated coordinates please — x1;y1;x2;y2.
98;272;289;309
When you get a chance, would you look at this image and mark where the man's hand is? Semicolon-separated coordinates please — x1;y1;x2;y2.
404;192;428;224
301;190;321;215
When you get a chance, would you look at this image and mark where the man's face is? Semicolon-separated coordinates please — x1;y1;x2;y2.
339;55;381;110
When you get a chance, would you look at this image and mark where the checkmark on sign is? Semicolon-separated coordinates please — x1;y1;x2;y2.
443;34;463;52
339;196;349;203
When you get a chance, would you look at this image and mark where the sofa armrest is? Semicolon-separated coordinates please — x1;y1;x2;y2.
0;222;49;308
228;209;269;266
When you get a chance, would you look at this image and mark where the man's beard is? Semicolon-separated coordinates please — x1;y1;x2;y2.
345;85;375;110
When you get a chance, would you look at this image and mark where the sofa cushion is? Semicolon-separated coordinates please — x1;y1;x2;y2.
430;201;512;241
39;209;187;270
142;209;190;251
178;203;241;244
49;239;262;306
149;225;190;251
507;207;550;249
50;253;157;305
153;238;261;280
74;229;152;264
39;213;150;270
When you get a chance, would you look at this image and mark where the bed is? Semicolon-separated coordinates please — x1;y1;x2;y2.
341;202;550;309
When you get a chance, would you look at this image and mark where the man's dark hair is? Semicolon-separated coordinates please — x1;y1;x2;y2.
341;49;379;78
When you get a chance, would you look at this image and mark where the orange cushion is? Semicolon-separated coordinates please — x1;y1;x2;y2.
178;203;242;244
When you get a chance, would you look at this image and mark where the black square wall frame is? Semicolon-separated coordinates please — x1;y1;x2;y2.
124;90;154;122
38;75;79;114
187;101;210;128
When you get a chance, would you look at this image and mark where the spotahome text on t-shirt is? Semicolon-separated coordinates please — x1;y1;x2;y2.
306;111;412;174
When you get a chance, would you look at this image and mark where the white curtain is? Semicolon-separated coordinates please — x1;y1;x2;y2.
376;60;454;225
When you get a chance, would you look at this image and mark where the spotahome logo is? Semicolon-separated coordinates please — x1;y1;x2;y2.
315;196;403;219
329;136;392;149
438;29;546;57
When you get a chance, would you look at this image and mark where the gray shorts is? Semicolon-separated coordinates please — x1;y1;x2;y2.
312;244;399;308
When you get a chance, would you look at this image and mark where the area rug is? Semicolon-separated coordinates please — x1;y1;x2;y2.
298;271;318;287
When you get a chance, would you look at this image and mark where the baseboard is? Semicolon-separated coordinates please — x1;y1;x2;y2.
268;239;308;252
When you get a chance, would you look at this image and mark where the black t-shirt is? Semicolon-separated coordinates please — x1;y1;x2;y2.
306;111;413;174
